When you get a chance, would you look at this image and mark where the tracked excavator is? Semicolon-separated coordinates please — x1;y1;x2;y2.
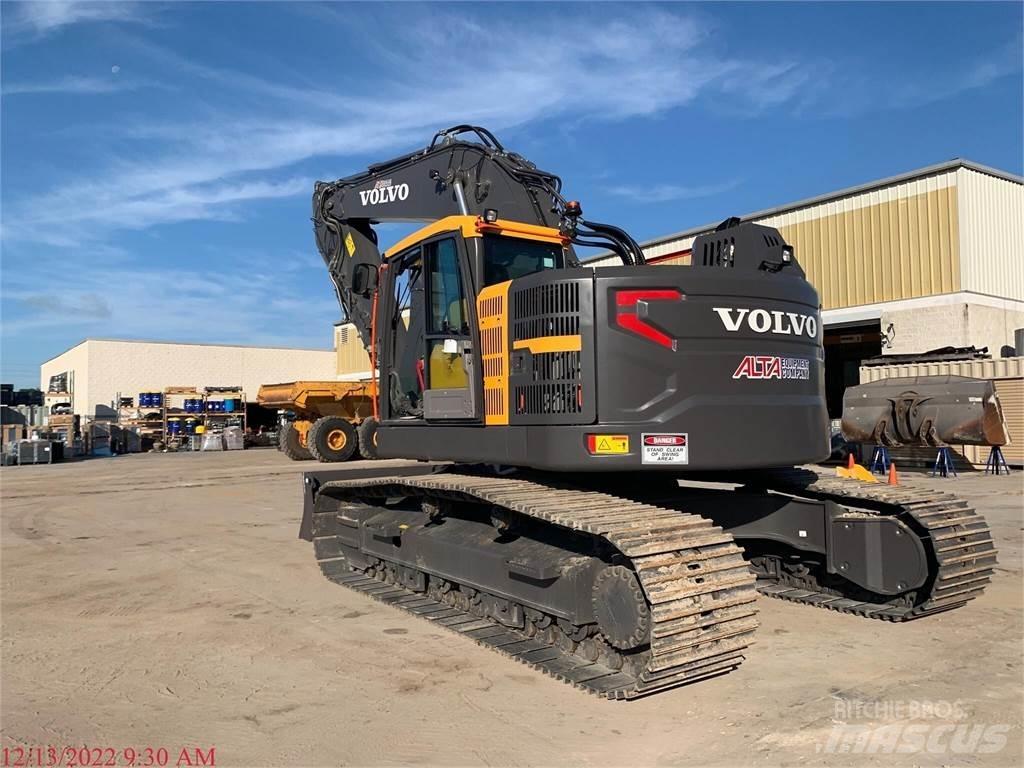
301;126;996;699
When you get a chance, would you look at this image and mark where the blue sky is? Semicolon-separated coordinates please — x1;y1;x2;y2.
2;1;1021;387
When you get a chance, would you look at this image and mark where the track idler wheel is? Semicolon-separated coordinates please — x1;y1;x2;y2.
592;565;651;651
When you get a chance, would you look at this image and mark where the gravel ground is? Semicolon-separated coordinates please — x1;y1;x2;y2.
2;450;1021;767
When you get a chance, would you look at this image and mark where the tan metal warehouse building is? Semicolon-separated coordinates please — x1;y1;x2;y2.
40;339;336;417
584;158;1024;417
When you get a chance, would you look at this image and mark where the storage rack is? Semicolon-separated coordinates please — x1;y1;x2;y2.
116;391;165;439
161;386;246;446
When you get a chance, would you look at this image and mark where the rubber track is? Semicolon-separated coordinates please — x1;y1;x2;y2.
312;473;758;699
746;467;997;621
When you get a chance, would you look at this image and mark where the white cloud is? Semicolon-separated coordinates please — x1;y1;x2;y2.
1;257;339;350
19;292;112;319
3;8;811;250
9;176;310;237
2;74;157;96
6;1;150;36
809;36;1023;118
606;180;742;204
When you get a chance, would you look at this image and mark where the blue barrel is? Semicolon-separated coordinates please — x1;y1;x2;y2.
151;393;163;406
167;419;181;435
185;419;197;434
224;398;235;413
139;393;149;407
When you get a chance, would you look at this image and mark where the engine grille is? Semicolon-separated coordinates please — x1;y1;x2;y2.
509;277;591;424
514;351;583;417
700;236;736;268
512;282;580;339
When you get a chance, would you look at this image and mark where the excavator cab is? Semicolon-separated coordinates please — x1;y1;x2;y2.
378;215;569;423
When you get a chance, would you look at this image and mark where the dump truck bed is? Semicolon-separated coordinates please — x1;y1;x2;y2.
256;381;373;411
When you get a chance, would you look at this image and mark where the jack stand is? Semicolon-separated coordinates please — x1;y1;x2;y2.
932;446;957;478
984;446;1010;476
869;445;891;474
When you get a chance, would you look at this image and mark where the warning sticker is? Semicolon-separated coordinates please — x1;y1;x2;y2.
344;232;357;256
588;434;629;455
641;433;688;465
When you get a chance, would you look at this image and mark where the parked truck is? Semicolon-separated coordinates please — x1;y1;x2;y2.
256;381;376;462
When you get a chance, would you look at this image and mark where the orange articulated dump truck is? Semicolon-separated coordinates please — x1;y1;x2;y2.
257;381;376;462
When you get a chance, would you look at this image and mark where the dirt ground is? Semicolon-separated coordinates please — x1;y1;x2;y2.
2;450;1021;767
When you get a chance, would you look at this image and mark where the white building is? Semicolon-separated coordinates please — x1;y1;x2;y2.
40;339;336;417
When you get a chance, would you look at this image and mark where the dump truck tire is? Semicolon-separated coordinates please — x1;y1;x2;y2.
279;422;312;461
357;417;380;460
309;416;358;463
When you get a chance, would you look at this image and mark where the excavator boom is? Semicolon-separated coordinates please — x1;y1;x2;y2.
312;125;645;350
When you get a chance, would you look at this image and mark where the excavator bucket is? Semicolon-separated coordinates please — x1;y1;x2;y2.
841;375;1010;447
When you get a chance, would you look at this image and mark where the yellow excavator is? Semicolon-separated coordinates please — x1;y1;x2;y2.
297;126;995;699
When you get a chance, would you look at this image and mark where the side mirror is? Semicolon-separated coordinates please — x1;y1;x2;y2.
352;263;378;297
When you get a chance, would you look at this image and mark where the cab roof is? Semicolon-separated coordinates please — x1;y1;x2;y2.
383;215;566;260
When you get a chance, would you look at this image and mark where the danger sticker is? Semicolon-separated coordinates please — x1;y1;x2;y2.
641;433;688;464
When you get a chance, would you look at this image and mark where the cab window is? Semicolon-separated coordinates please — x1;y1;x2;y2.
483;234;564;285
426;238;467;334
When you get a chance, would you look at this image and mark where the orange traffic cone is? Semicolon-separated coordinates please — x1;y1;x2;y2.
888;462;899;486
846;452;856;470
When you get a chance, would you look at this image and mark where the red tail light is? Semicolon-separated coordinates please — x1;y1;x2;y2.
614;289;684;350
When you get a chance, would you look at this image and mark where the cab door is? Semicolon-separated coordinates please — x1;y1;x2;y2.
422;235;479;420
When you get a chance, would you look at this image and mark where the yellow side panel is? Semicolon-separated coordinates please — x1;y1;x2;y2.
477;281;511;425
512;335;582;354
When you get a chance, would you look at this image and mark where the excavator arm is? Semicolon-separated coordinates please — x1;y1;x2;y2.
312;125;647;352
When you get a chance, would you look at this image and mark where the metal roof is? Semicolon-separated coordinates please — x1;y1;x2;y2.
583;158;1023;262
42;337;333;365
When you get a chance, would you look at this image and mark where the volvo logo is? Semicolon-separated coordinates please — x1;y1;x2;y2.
713;307;818;338
358;179;410;206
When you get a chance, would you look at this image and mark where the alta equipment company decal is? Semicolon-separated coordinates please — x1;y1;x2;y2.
641;433;688;465
733;355;810;380
359;178;410;206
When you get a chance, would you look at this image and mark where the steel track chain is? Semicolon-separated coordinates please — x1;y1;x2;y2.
312;472;758;699
742;467;997;620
